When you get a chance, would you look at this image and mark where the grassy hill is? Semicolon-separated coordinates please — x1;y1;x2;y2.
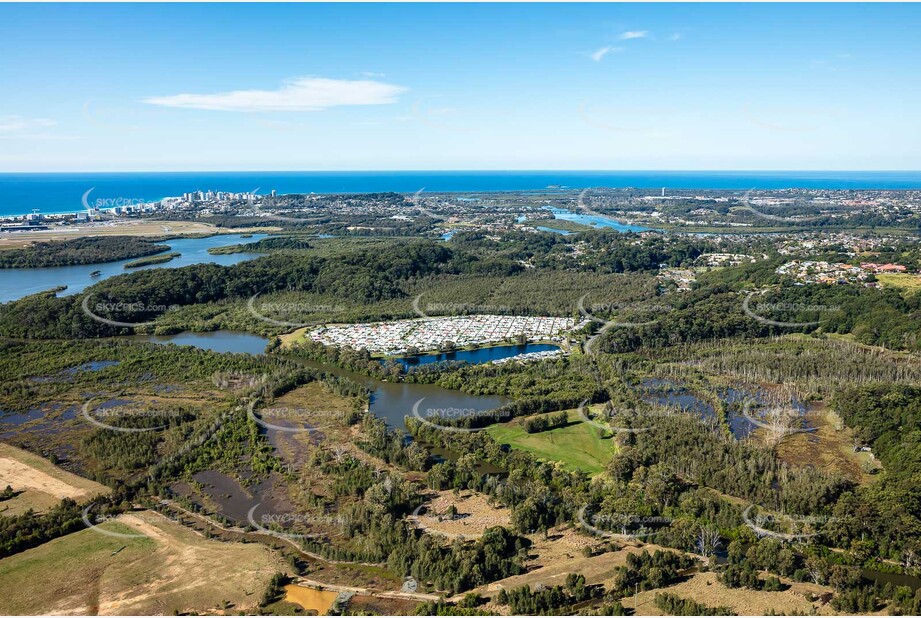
485;408;613;475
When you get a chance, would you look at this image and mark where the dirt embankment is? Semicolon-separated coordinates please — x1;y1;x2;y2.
0;443;109;515
0;509;292;616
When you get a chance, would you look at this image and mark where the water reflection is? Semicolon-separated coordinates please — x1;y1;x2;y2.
637;378;809;439
135;330;270;355
387;343;559;368
545;207;649;233
287;356;508;431
0;233;269;303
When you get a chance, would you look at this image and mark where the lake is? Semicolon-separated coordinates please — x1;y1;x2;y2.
135;330;271;355
546;207;649;233
290;355;509;430
518;209;651;235
0;233;269;303
387;343;560;367
132;329;510;430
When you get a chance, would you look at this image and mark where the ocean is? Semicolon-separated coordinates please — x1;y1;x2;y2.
2;170;921;218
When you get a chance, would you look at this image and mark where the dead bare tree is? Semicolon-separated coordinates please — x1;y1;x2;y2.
763;406;800;448
902;543;920;571
696;526;722;557
756;386;804;448
805;555;826;585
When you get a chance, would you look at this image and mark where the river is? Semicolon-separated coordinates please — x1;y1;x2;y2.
545;207;649;233
517;208;651;235
0;233;268;303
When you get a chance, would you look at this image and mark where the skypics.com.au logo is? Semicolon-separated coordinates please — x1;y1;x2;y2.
81;187;150;212
81;293;181;328
412;292;511;319
228;187;336;225
735;188;861;225
742;292;840;328
81;398;186;433
247;400;349;434
408;503;509;540
742;505;836;542
246;505;334;540
577;294;675;356
410;398;507;433
410;188;446;222
577;506;672;540
740;398;816;438
577;188;608;220
81;504;161;539
576;398;678;435
246;294;346;328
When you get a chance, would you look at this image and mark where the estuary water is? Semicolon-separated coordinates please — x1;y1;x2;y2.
0;233;268;303
545;206;649;233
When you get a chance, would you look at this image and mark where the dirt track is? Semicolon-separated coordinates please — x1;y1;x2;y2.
0;444;109;514
0;220;279;248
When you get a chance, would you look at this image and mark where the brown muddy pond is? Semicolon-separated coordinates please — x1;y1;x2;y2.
284;584;338;615
172;469;295;527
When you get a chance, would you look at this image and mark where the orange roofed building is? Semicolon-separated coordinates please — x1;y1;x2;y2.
861;263;908;274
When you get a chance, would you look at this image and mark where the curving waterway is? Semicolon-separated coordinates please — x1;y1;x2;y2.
0;233;268;304
544;207;649;233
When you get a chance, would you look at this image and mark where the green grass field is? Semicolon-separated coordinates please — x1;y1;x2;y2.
485;409;613;475
876;273;921;294
0;513;289;615
0;521;155;615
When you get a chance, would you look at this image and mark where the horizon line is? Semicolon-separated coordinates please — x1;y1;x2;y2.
2;169;921;175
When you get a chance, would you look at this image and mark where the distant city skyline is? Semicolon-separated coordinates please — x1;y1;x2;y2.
1;3;920;172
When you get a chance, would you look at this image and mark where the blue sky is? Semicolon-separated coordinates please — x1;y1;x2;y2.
1;3;919;172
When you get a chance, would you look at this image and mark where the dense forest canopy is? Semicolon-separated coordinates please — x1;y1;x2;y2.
0;236;170;268
2;214;921;614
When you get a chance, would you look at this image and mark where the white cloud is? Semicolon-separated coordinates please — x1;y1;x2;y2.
590;46;622;62
619;30;649;40
144;77;407;112
669;33;683;41
0;115;67;140
0;115;56;133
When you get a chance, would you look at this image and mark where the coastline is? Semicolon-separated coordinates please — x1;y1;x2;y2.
4;170;921;219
